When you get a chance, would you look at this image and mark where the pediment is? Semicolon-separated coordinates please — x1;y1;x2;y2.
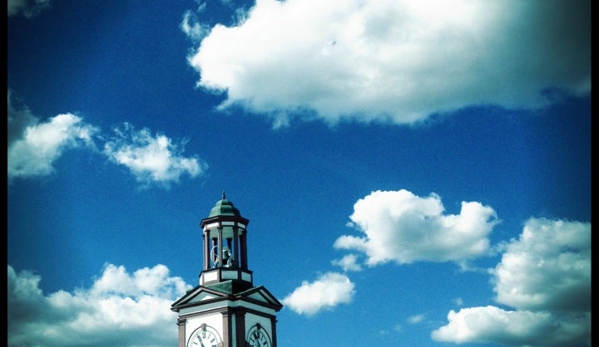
171;285;230;311
238;285;283;310
172;284;283;312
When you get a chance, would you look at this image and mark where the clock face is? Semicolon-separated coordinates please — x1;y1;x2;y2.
247;325;271;347
188;324;222;347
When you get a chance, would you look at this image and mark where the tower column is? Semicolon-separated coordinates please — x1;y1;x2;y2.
240;233;248;270
270;317;278;347
203;232;210;271
233;226;240;268
234;309;246;347
217;226;223;268
177;318;186;347
222;310;231;347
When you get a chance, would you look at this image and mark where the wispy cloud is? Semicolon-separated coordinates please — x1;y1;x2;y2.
187;0;590;127
180;9;210;43
7;264;191;347
7;91;207;188
7;0;51;18
103;123;207;188
331;254;362;272
7;102;99;179
407;314;425;324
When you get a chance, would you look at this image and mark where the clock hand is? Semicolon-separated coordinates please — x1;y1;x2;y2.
197;335;206;347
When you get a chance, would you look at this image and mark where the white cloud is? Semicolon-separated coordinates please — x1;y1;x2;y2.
7;263;191;347
432;306;590;347
90;264;189;299
432;218;591;347
103;123;207;187
334;190;499;266
331;254;362;272
493;218;591;312
188;0;590;127
7;0;51;17
7;108;99;179
181;10;210;43
8;89;39;147
407;314;425;324
282;272;355;316
7;92;207;187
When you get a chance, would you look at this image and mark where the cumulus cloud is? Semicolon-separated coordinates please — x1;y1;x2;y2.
8;263;191;347
103;123;207;187
7;0;51;17
334;190;499;266
282;272;355;316
493;218;591;312
432;218;591;347
7;95;99;179
187;0;590;127
432;306;590;347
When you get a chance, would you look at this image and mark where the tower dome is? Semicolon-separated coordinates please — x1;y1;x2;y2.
208;192;241;217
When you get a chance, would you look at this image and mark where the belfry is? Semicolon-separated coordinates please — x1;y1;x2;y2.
171;193;283;347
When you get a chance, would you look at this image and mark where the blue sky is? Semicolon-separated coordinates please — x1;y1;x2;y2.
7;1;591;347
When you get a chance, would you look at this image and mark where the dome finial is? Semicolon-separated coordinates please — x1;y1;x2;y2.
222;190;226;200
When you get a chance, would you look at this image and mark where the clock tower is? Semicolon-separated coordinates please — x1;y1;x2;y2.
171;193;283;347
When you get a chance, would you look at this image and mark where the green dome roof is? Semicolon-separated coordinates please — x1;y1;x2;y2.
208;192;241;217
